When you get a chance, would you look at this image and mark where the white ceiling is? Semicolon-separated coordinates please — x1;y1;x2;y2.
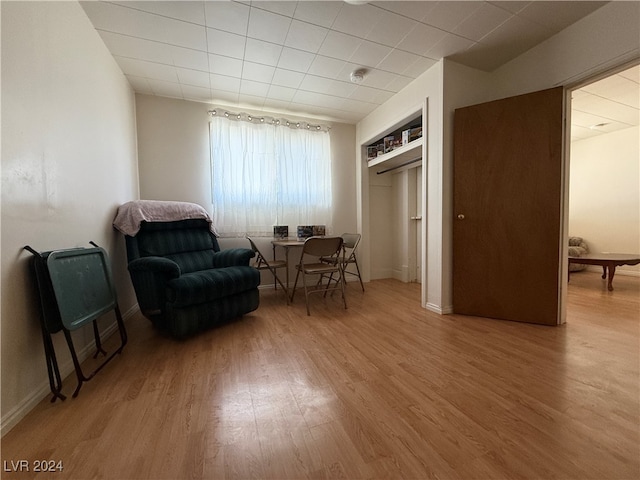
571;65;640;142
81;1;612;124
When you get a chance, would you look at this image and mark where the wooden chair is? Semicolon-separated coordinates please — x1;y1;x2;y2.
291;236;347;315
247;236;289;304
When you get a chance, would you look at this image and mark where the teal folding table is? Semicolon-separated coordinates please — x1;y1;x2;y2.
25;243;127;401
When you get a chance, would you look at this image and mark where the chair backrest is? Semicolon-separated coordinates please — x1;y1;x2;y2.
246;236;268;268
341;233;361;250
302;236;343;258
126;219;220;274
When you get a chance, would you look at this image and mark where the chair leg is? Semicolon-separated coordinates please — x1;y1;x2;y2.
353;259;365;292
339;268;347;310
302;270;311;316
291;267;302;302
269;267;289;304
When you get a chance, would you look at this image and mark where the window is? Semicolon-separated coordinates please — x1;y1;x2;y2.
210;114;332;237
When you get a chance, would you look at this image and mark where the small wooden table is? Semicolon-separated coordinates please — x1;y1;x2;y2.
568;253;640;291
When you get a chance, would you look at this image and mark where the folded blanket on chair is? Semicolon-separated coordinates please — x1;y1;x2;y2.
113;200;214;237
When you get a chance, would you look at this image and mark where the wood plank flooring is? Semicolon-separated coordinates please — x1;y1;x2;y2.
2;272;639;479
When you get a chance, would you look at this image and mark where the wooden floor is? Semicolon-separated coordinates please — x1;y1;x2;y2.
2;272;639;479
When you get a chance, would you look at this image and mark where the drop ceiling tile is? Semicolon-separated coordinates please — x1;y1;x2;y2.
83;1;206;49
618;65;640;83
376;49;420;74
99;32;170;63
285;20;328;54
485;14;550;49
125;75;153;94
361;69;403;90
453;2;512;41
244;38;283;66
211;89;240;104
488;1;531;15
181;85;212;102
293;1;343;28
252;2;297;18
292;89;335;108
402;56;439;78
277;48;315;73
168;45;209;71
318;31;362;62
366;11;417;48
574;95;639;125
262;98;293;111
267;85;297;102
272;68;305;89
242;62;276;83
425;33;475;59
115;56;179;83
240;79;270;97
299;75;335;95
349;41;393;70
330;3;380;39
308;55;348;79
373;2;439;22
571;110;615;129
238;93;266;108
209;73;241;93
208;54;243;78
385;75;414;93
425;2;482;31
396;22;448;56
325;79;358;98
247;7;291;45
570;124;595;141
147;79;183;98
581;76;640;110
349;85;394;104
207;29;246;59
176;67;210;88
111;1;206;25
204;1;249;35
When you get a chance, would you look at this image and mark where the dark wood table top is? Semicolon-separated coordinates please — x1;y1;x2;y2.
569;253;640;263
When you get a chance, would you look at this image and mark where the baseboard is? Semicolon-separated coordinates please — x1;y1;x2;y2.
0;304;139;438
425;302;453;315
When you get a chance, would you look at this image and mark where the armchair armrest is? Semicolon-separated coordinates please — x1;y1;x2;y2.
212;248;255;268
128;256;181;313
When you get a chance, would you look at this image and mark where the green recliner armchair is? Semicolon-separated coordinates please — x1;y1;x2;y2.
115;201;260;339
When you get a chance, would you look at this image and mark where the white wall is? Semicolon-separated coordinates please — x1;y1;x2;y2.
134;94;357;286
1;2;139;434
570;127;640;274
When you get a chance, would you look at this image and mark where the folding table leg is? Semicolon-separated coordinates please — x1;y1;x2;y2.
42;329;66;402
63;330;93;398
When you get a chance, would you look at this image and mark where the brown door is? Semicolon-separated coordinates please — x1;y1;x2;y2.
453;87;564;325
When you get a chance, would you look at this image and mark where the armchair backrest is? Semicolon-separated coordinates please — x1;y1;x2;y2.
126;219;220;274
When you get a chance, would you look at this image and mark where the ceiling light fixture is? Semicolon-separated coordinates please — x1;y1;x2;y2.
350;69;366;84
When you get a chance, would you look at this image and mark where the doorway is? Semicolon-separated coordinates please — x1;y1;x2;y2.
568;64;640;282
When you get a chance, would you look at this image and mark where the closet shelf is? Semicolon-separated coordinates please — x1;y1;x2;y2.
367;137;423;171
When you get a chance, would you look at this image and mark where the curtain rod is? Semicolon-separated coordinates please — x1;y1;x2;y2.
376;158;421;175
208;109;330;132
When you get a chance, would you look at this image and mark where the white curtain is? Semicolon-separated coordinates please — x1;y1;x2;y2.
210;116;332;237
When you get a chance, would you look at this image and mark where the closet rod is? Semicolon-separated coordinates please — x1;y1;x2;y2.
376;158;421;175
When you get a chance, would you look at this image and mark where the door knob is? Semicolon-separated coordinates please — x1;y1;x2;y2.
457;214;465;220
